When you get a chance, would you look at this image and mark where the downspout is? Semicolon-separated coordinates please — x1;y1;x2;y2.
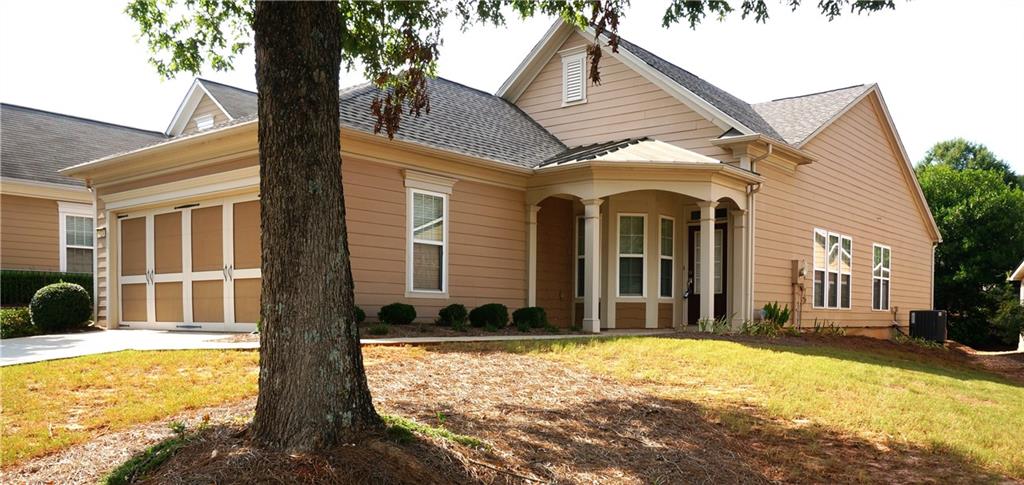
89;180;98;324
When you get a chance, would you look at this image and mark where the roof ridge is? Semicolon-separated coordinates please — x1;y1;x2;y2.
0;103;165;136
196;78;257;95
764;84;867;103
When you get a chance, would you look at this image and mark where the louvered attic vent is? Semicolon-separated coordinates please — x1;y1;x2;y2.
561;49;587;105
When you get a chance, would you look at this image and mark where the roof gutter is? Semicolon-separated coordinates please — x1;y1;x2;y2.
710;133;814;165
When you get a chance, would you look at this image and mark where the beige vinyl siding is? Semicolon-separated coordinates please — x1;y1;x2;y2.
615;302;645;329
753;94;934;334
344;157;527;322
536;197;574;327
181;94;230;135
0;194;60;271
516;32;730;159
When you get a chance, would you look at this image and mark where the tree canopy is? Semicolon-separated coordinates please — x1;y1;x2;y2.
916;141;1024;346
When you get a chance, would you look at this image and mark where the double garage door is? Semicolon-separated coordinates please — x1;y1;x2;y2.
118;196;260;331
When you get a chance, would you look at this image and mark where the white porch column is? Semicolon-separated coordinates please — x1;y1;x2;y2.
698;200;717;326
731;209;748;327
526;204;540;307
582;198;603;333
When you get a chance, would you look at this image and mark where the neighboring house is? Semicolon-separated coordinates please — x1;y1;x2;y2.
1010;260;1024;305
60;21;940;338
0;104;164;277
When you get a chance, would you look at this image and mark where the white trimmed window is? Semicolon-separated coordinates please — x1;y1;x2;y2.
659;217;674;298
694;228;724;295
408;190;447;294
561;49;587;105
59;202;94;273
618;214;645;297
813;229;852;309
194;114;215;131
575;216;585;298
872;244;892;311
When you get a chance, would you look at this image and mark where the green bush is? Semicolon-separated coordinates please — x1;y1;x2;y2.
436;304;468;327
368;323;389;335
1;270;93;306
762;302;791;326
377;303;416;325
0;307;37;339
992;293;1024;347
354;305;366;324
512;307;548;329
29;282;92;331
469;303;508;328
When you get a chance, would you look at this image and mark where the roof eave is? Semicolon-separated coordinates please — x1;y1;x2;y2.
710;134;814;165
1008;260;1024;282
535;159;764;183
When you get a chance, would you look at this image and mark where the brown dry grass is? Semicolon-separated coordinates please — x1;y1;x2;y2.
4;338;1020;484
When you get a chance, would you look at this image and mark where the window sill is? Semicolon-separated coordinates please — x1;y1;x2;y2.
405;291;449;299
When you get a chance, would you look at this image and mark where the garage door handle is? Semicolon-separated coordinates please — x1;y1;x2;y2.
222;265;228;280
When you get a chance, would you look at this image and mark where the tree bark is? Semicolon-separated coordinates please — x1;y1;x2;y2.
251;1;380;450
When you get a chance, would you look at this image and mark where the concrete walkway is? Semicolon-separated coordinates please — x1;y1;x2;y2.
0;328;674;366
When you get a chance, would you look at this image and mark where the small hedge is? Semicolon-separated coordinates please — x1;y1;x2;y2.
512;307;548;330
378;303;416;325
436;304;468;327
1;270;92;306
29;282;92;332
354;306;366;324
0;307;37;339
469;303;508;329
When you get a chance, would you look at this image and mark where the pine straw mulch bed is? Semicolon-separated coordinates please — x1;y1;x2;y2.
4;343;1014;484
216;323;585;343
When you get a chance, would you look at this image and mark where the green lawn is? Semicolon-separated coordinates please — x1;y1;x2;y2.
499;336;1024;479
0;350;259;465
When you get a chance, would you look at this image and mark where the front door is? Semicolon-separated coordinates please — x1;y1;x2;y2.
687;224;727;323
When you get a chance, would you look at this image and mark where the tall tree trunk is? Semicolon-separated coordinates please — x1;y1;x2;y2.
251;1;380;450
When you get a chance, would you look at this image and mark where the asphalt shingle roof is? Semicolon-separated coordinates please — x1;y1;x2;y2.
1;104;166;186
197;79;258;119
540;138;648;167
337;77;566;167
614;36;784;141
752;85;871;145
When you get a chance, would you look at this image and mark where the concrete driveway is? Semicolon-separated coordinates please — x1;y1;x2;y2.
0;329;257;366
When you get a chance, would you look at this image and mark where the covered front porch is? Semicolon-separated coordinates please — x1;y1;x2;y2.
523;139;762;333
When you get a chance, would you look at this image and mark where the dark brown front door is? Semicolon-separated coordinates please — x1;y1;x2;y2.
687;223;728;323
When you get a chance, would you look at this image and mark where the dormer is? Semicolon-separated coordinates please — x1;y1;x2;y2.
165;78;257;137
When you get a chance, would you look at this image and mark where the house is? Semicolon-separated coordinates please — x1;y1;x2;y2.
1011;260;1024;304
0;104;164;278
57;21;941;337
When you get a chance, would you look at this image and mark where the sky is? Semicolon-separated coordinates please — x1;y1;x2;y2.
2;1;1022;171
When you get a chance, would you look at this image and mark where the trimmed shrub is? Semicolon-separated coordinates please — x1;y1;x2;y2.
512;307;548;329
469;303;508;329
367;323;389;335
378;303;416;325
1;270;93;306
354;306;367;324
29;282;92;332
0;307;37;339
436;304;468;327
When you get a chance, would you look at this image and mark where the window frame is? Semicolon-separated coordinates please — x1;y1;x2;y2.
574;216;585;299
194;114;215;131
58;202;95;273
560;47;587;106
811;228;852;310
658;216;674;299
406;188;449;297
616;213;646;298
872;243;892;311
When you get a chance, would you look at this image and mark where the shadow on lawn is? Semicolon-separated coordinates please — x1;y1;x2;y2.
669;333;1024;387
389;393;1005;484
